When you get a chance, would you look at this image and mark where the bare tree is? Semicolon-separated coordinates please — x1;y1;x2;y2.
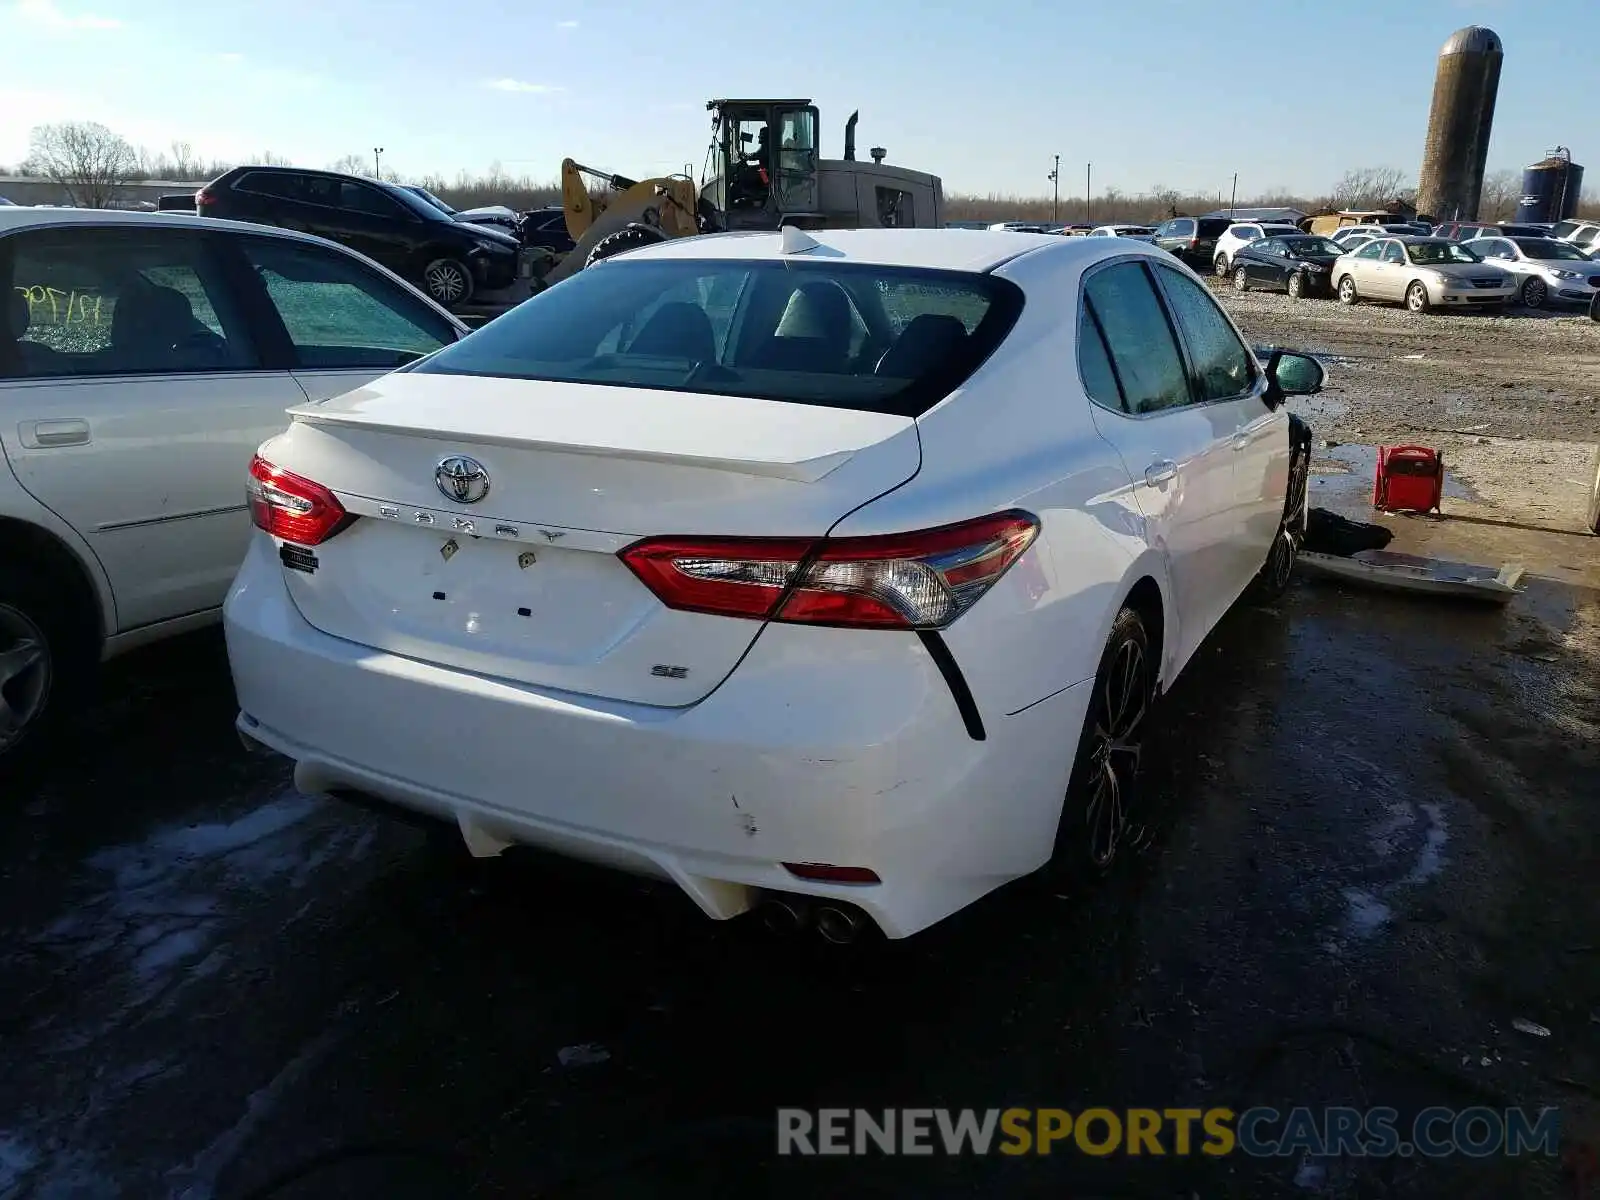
1148;184;1183;219
327;153;368;176
164;140;204;179
258;151;293;167
1478;169;1520;221
23;121;138;207
1331;166;1409;210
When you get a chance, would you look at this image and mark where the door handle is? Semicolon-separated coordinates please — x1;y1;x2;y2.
19;419;91;448
1144;460;1178;487
1231;431;1253;451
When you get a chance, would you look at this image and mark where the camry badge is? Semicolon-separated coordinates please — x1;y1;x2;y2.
436;456;490;505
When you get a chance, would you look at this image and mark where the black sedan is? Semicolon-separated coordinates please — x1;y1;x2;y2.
1228;234;1346;299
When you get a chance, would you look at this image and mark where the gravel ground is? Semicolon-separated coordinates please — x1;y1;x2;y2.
1208;280;1600;531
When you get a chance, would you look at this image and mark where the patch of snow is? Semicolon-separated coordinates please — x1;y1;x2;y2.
1342;888;1393;939
1401;802;1447;884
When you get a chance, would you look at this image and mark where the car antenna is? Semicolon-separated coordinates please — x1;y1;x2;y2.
780;224;821;255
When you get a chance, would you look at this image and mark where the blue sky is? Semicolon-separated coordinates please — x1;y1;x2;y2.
0;0;1586;198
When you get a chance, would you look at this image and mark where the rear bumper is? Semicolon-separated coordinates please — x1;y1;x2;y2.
223;536;1086;938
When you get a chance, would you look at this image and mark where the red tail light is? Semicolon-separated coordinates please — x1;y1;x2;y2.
619;511;1039;630
783;863;880;884
246;454;352;546
194;187;215;209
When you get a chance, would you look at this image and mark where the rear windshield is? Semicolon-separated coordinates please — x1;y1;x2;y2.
1196;218;1232;236
413;257;1023;417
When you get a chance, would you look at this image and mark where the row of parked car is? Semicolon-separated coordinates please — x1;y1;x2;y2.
1141;215;1600;315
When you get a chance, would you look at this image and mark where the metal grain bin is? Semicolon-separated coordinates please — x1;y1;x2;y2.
1514;150;1584;223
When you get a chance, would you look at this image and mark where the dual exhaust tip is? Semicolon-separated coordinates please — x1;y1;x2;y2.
759;894;868;944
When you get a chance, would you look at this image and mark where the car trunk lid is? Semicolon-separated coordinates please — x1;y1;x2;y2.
260;373;921;705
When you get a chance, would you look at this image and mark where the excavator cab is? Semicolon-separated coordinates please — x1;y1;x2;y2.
703;99;820;230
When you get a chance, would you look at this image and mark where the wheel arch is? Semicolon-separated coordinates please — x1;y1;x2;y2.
0;515;109;646
1120;573;1168;693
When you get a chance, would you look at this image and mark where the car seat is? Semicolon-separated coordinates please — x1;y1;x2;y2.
627;302;717;362
2;290;64;375
108;278;230;371
876;313;969;378
752;281;853;372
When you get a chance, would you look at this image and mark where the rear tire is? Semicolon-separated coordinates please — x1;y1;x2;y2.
1050;606;1155;882
1337;275;1359;305
0;571;92;771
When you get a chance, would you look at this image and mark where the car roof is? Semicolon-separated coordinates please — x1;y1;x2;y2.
0;206;341;245
615;227;1110;273
0;207;468;325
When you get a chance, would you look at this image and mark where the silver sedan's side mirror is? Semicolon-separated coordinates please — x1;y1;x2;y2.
1258;348;1326;408
1272;351;1326;396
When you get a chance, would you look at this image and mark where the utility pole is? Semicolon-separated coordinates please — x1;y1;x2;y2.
1229;172;1238;217
373;147;384;180
1049;154;1060;222
1086;162;1092;225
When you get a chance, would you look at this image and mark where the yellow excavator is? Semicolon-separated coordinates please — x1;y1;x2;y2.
534;97;944;288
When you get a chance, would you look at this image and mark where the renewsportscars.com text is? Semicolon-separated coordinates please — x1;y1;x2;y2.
776;1106;1562;1158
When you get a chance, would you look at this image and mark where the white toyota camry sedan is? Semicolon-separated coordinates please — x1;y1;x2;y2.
224;227;1324;941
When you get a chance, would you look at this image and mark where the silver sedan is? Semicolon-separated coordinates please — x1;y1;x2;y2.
1333;237;1515;314
1463;235;1600;309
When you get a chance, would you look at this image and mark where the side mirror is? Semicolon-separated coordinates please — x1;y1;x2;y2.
1260;348;1326;408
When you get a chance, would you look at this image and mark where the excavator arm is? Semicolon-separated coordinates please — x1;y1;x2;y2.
541;160;699;288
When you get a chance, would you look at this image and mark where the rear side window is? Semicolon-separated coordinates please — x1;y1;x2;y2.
3;227;257;379
414;259;1023;418
1172;219;1195;236
235;171;304;200
238;237;458;369
1081;262;1189;415
1076;305;1122;411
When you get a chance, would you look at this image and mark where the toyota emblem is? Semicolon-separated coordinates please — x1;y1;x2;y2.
435;456;490;504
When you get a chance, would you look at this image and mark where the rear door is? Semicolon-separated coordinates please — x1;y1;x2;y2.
226;233;464;402
1244;238;1281;285
1345;239;1385;295
1079;258;1236;670
1375;240;1408;298
0;223;307;629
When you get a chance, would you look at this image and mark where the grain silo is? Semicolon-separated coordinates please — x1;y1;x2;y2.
1515;148;1584;224
1416;26;1504;223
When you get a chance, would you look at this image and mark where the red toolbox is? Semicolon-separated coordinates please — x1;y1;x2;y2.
1373;444;1444;513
